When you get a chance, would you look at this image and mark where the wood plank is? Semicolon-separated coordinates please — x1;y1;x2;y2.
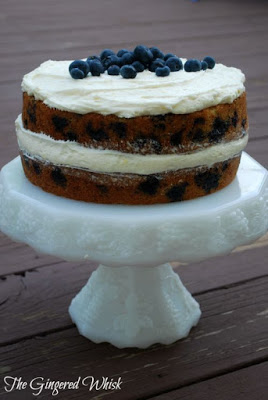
174;244;268;294
0;276;267;399
233;232;268;253
1;15;268;57
150;362;268;400
0;235;76;275
0;233;65;275
0;260;96;344
0;245;267;344
1;31;268;81
1;0;268;29
2;0;268;22
246;139;268;168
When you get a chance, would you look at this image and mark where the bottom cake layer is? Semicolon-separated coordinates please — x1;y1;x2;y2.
20;152;241;205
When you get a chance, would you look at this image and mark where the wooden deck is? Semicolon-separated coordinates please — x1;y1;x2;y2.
0;0;268;399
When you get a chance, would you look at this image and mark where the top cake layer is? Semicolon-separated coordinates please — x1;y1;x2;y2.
22;59;245;118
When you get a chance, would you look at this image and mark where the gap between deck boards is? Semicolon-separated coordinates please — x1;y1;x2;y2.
146;361;268;400
0;275;267;400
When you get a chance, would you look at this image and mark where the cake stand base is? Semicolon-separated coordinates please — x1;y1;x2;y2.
69;263;201;348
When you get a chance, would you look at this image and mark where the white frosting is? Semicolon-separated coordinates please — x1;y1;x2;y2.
16;115;248;175
22;59;245;118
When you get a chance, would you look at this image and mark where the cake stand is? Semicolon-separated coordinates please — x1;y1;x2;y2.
0;152;267;348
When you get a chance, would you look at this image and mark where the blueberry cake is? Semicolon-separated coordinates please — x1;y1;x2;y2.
16;46;248;205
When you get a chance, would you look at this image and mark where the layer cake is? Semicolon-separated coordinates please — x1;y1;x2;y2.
16;50;248;204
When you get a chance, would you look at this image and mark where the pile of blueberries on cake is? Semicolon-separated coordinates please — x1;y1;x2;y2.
69;45;215;79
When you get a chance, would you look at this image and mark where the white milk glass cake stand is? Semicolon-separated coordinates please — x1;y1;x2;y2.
0;152;267;348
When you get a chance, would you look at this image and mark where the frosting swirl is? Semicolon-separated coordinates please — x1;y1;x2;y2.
22;59;245;118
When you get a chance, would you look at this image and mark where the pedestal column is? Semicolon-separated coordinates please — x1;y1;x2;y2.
69;263;201;348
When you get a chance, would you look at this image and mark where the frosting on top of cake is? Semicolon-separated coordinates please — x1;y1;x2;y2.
22;59;245;118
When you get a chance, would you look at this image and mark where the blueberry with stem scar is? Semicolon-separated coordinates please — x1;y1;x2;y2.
165;57;183;72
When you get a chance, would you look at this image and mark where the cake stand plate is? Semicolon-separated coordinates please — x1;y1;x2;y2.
0;152;267;348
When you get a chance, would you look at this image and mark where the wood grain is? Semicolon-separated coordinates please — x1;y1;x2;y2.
150;362;268;400
1;246;267;346
0;276;267;399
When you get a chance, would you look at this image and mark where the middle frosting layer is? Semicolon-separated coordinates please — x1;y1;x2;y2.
16;115;248;175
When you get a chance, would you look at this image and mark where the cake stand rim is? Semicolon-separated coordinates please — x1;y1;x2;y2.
0;152;267;267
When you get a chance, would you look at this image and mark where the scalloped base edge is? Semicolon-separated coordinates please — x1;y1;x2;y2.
69;264;201;348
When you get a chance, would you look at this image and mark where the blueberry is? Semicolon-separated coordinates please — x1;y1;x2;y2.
201;60;208;70
100;49;114;61
164;53;176;61
120;65;137;79
69;60;89;75
103;55;121;69
132;61;145;72
70;68;85;79
184;59;202;72
90;61;104;76
150;47;165;60
155;66;170;77
107;65;120;75
203;56;216;69
133;45;153;66
111;55;122;66
117;49;129;57
121;52;135;65
165;56;183;72
86;55;101;63
149;58;165;72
